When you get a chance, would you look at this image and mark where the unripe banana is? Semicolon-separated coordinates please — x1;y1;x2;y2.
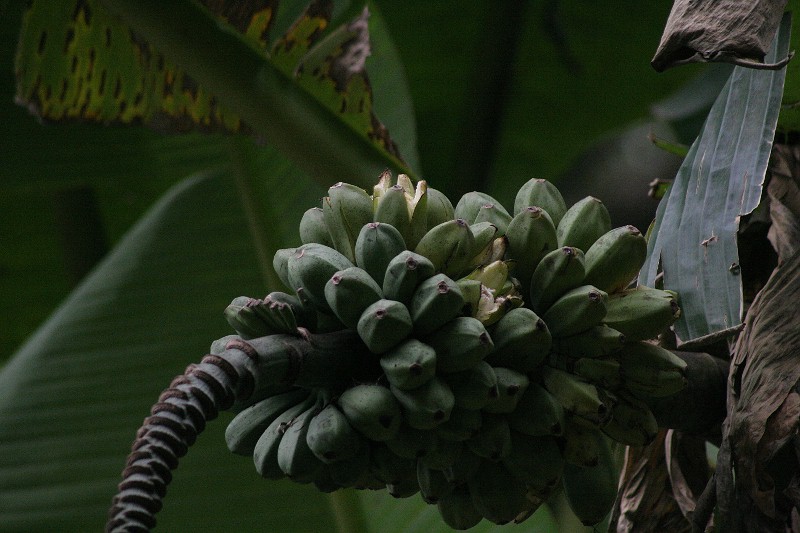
562;432;617;526
354;222;407;285
426;186;455;229
541;284;608;338
391;376;455;430
541;367;612;427
529;246;586;314
225;388;309;456
224;296;279;339
306;403;364;463
373;174;429;249
338;384;402;441
556;196;612;251
323;182;373;263
357;299;413;354
414;218;476;278
502;432;563;493
468;222;500;269
617;342;688;398
272;247;296;289
474;203;512;235
380;339;437;390
374;184;414;245
369;442;417;486
328;443;371;488
277;399;325;483
603;286;681;341
482;367;530;414
485;307;551;372
514;178;567;226
456;278;482;318
552;324;626;358
584;225;647;294
409;273;465;336
264;291;316;330
417;461;454;503
443;448;482;485
466;414;512;461
299;207;334;248
506;382;565;437
437;405;483;442
323;266;382;329
437;485;483;530
420;439;464;470
253;393;317;479
424;316;494;374
561;422;602;467
601;394;658;446
454;191;502;223
443;361;499;410
470;235;507;270
468;460;529;525
286;243;354;313
386;425;438;459
463;259;509;293
505;206;558;296
573;357;623;390
382;250;436;305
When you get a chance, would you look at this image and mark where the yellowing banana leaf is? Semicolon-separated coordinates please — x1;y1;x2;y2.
639;14;791;345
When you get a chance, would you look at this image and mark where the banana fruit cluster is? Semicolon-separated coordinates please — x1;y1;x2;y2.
220;172;685;529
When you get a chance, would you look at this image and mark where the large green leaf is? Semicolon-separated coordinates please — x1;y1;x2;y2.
639;14;791;344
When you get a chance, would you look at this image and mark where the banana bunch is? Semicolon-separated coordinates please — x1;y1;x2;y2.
218;173;686;529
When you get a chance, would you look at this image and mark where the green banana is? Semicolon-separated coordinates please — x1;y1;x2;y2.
224;296;279;339
426;186;455;229
322;182;373;263
374;184;414;244
337;384;402;441
373;174;429;249
541;284;608;338
272;247;296;289
466;414;512;461
561;422;602;467
253;393;317;479
618;342;688;398
386;425;438;459
380;339;437;390
369;442;417;486
391;376;455;430
514;178;567;226
474;203;512;235
306;403;364;463
505;206;558;296
573;357;623;390
286;243;354;313
277;398;325;483
436;485;483;530
437;405;483;442
463;259;509;293
420;439;464;470
482;367;530;414
409;273;465;336
529;246;586;314
263;291;316;330
382;250;436;305
562;432;617;526
443;361;499;410
603;286;681;341
485;307;551;372
357;299;413;354
456;278;482;318
541;367;612;427
442;448;482;485
454;191;502;223
424;316;494;374
417;461;454;504
414;218;476;278
506;382;565;437
468;460;529;525
225;388;309;455
584;225;648;293
601;393;659;446
468;222;500;269
354;222;407;285
552;324;626;358
556;196;612;252
323;266;383;329
502;432;563;493
299;207;334;248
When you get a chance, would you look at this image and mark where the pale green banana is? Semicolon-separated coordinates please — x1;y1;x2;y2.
584;225;647;293
513;178;567;226
556;196;611;252
529;246;586;314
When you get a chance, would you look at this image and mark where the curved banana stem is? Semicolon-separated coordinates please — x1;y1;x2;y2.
105;330;372;532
